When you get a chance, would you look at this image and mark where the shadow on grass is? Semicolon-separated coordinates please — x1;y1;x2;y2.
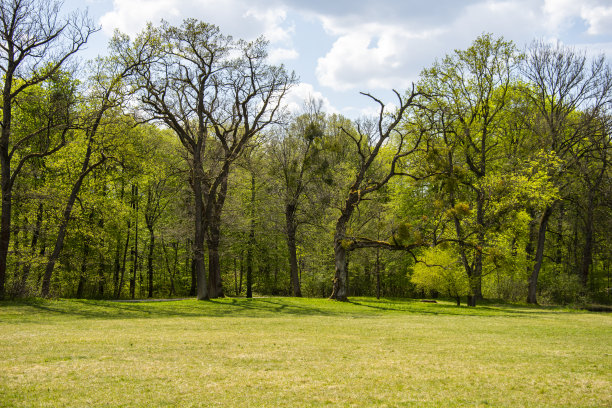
0;296;574;322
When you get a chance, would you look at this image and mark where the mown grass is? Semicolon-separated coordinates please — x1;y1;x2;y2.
1;297;610;407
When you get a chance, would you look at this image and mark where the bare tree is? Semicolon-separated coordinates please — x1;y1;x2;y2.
329;88;427;301
131;19;296;299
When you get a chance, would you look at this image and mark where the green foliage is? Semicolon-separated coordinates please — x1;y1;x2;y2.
411;247;470;300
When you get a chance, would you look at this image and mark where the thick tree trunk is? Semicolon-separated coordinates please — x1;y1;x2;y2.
330;189;359;301
192;147;208;300
527;205;553;304
285;203;302;297
0;148;11;300
330;238;348;301
0;68;14;301
207;223;223;298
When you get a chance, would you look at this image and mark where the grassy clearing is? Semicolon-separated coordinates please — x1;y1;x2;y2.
1;297;611;407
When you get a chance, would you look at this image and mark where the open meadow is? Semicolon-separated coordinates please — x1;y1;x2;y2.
1;297;611;407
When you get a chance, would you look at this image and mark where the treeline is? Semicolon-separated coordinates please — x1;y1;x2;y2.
0;0;610;305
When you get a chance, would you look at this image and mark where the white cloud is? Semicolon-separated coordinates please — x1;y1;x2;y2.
99;0;295;45
283;82;337;114
543;0;612;36
581;5;612;35
268;47;299;64
314;0;541;93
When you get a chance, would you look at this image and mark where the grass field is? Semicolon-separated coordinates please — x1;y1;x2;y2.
1;297;611;407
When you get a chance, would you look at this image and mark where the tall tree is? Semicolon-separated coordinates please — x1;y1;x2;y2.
0;0;96;299
418;34;522;306
268;99;332;297
40;33;152;297
521;40;612;303
329;88;427;301
131;19;296;299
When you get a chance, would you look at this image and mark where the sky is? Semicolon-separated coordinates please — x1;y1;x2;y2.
65;0;612;118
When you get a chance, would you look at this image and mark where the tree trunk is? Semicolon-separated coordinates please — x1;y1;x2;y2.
375;247;381;299
207;222;223;298
527;205;553;304
285;203;302;297
233;257;238;296
41;140;104;297
129;184;139;299
239;250;244;295
76;244;89;299
193;146;208;300
579;194;594;288
17;203;44;295
115;220;131;299
0;67;14;301
246;174;255;299
147;226;154;298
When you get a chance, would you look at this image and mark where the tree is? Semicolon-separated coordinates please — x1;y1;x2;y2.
521;40;612;303
0;0;96;299
412;246;469;306
329;88;427;301
418;34;523;306
268;99;334;296
131;19;296;299
40;33;152;297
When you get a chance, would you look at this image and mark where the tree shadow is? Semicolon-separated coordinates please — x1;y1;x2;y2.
0;297;577;322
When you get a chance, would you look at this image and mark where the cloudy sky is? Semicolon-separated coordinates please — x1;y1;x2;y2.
66;0;612;117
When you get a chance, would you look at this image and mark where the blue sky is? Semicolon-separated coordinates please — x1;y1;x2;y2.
66;0;612;118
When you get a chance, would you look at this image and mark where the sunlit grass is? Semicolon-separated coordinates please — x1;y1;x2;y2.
1;297;610;407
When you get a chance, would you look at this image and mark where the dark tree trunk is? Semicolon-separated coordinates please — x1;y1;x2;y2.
0;66;14;301
330;188;360;301
207;227;223;298
193;146;208;300
206;171;228;299
285;203;302;297
527;205;553;304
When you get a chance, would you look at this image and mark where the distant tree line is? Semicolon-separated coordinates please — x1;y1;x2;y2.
1;0;610;306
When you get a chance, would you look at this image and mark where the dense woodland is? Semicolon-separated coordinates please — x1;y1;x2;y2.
0;0;610;306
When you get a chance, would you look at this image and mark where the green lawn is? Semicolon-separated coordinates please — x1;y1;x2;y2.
1;297;610;407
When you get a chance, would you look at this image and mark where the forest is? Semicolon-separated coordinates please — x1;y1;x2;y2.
0;0;610;306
